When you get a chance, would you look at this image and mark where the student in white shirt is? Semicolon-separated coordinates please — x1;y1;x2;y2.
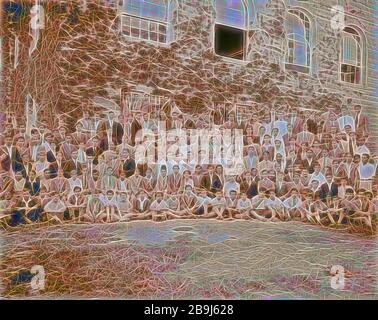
358;154;376;191
97;190;120;223
223;176;240;197
235;193;252;219
310;164;326;185
263;190;286;221
67;170;83;195
283;188;302;219
150;191;181;221
44;193;67;223
193;189;215;218
210;191;227;219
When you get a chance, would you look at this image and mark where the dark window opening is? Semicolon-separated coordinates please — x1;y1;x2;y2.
215;24;245;60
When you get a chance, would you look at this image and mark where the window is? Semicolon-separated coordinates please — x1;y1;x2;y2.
340;27;362;84
121;0;168;44
215;0;247;29
286;9;311;73
215;24;246;60
214;0;249;60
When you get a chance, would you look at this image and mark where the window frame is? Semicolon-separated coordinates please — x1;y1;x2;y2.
285;9;312;74
213;0;250;62
339;26;364;85
120;0;171;45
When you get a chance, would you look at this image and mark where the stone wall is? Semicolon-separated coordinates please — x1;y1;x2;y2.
1;0;377;149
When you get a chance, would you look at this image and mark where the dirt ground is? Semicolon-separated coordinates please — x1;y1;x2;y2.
0;220;377;299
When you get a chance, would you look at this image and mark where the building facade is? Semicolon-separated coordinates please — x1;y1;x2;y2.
116;0;377;149
1;0;377;150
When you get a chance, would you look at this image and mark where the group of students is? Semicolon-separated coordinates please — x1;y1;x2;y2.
0;102;377;229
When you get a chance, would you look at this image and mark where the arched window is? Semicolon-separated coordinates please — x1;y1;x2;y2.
340;27;363;84
215;0;248;29
214;0;250;60
286;9;311;73
121;0;169;44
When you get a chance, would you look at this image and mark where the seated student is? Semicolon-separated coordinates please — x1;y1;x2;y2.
67;186;87;219
131;190;152;220
235;192;252;219
210;191;227;219
149;192;170;221
319;173;339;204
39;168;52;194
336;188;361;225
179;169;194;192
201;165;222;196
371;189;378;214
192;165;204;188
225;189;239;219
6;194;28;227
49;168;69;196
24;170;41;196
0;172;14;198
82;192;103;223
263;189;286;221
155;166;169;192
166;192;180;211
116;192;134;221
86;169;101;193
97;190;120;223
310;163;326;185
283;188;302;220
239;170;257;199
44;193;68;223
116;170;129;193
32;151;51;178
143;167;157;193
350;189;374;228
309;179;321;197
323;195;345;226
167;164;182;193
19;194;45;224
338;177;353;200
12;171;27;192
0;192;13;223
129;167;145;195
193;189;215;218
250;188;270;221
310;192;329;225
299;191;319;224
258;170;275;191
120;149;136;178
67;170;83;195
179;185;198;216
224;176;240;197
100;167;117;191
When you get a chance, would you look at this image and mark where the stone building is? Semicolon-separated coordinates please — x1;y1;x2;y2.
115;0;377;148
